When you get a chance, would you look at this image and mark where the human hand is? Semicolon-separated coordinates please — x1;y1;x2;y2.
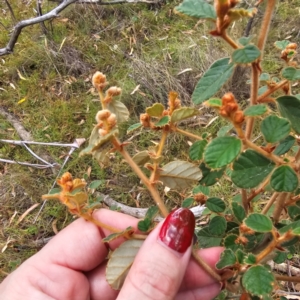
0;209;223;300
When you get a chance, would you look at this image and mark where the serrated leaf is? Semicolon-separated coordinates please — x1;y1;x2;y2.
89;180;103;189
242;265;275;296
146;103;164;117
238;36;253;46
273;251;287;264
270;165;298;192
232;45;261;64
231;150;275;188
106;239;144;290
206;197;226;213
216;249;237;270
193;185;209;195
174;0;216;20
217;124;233;137
287;205;300;220
155;115;170;127
277;95;300;134
192;58;235;104
232;202;246;223
223;234;241;251
244;104;267;116
127;123;142;133
279;220;300;234
160;161;202;189
204;98;222;108
261;115;291;143
145;206;159;220
132;150;151;166
259;73;270;82
197;226;222;248
137;218;152;232
204;136;242;169
244;213;273;233
282;67;300;81
107;100;129;123
102;226;134;243
182;197;194;208
199;163;225;186
171;107;199;123
274;135;295;156
274;40;290;50
244;253;256;264
209;216;227;236
236;249;246;263
189;140;208;161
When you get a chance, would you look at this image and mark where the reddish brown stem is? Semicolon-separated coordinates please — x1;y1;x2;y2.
272;192;290;224
262;192;279;215
275;275;300;283
256;80;288;103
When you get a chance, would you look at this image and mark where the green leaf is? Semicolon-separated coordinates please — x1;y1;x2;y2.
204;136;242;168
182;197;194;208
174;0;216;20
217;124;233;137
223;234;241;251
274;40;290;50
206;197;226;213
89;180;103;190
127;123;142;133
204;98;222;108
155;115;170;127
145;206;159;220
146;103;164;117
258;85;268;95
232;202;246;223
288;205;300;220
49;187;61;194
261;115;291;143
292;227;300;235
244;253;256;265
279;220;300;234
209;216;227;236
244;104;267;116
231;150;275;188
137;218;152;232
273;251;287;264
193;185;210;195
259;73;270;82
132;150;151;166
274;135;295;156
270;165;298;192
277;95;300;134
189;140;208;161
107;100;129;123
244;213;273;233
236;249;246;264
197;226;222;248
242;265;275;296
238;36;253;46
216;249;237;270
106;239;144;290
199;163;225;186
231;45;261;64
160;161;202;189
282;67;300;81
102;227;134;243
171;107;199;123
192;58;235;104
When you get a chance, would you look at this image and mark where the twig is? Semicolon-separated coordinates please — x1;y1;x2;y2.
4;0;17;24
0;158;57;169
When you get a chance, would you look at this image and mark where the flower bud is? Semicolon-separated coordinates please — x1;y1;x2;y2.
220;108;229;118
140;113;151;127
61;172;72;184
222;92;235;105
96;109;111;122
98;128;108;136
174;99;181;109
92;71;108;91
107;113;117;128
106;86;122;97
287;43;297;50
225;102;238;114
233;110;245;124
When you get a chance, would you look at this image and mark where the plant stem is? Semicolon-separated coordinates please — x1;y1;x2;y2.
99;90;106;109
273;192;289;224
221;32;239;49
245;63;260;139
192;249;221;282
241;189;248;213
295;147;300;162
81;213;122;233
262;192;279;215
275;275;300;283
174;127;202;140
111;137;169;217
247;177;270;204
256;80;288;103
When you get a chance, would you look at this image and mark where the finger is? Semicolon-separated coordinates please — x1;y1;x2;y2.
118;208;195;300
176;283;221;300
32;209;139;272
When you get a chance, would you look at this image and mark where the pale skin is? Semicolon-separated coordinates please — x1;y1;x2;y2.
0;209;223;300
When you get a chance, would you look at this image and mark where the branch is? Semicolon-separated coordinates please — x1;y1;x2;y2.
0;0;78;56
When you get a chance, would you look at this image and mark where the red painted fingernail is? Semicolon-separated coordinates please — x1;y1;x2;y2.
159;208;195;253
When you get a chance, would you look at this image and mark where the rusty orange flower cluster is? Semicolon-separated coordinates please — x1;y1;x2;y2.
95;109;117;137
219;92;244;124
281;42;297;64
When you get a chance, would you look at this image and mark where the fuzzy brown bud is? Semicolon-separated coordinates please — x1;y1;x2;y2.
174;98;181;109
106;113;117;128
96;109;111;122
287;43;297;50
98;128;108;136
92;71;108;91
140;113;151;127
106;86;122;97
60;172;72;184
222;92;235;105
220;108;229;118
162;110;170;116
224;102;238;114
194;193;207;205
233;110;245;124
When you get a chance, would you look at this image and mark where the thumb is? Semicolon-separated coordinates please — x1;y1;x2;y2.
117;208;195;300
